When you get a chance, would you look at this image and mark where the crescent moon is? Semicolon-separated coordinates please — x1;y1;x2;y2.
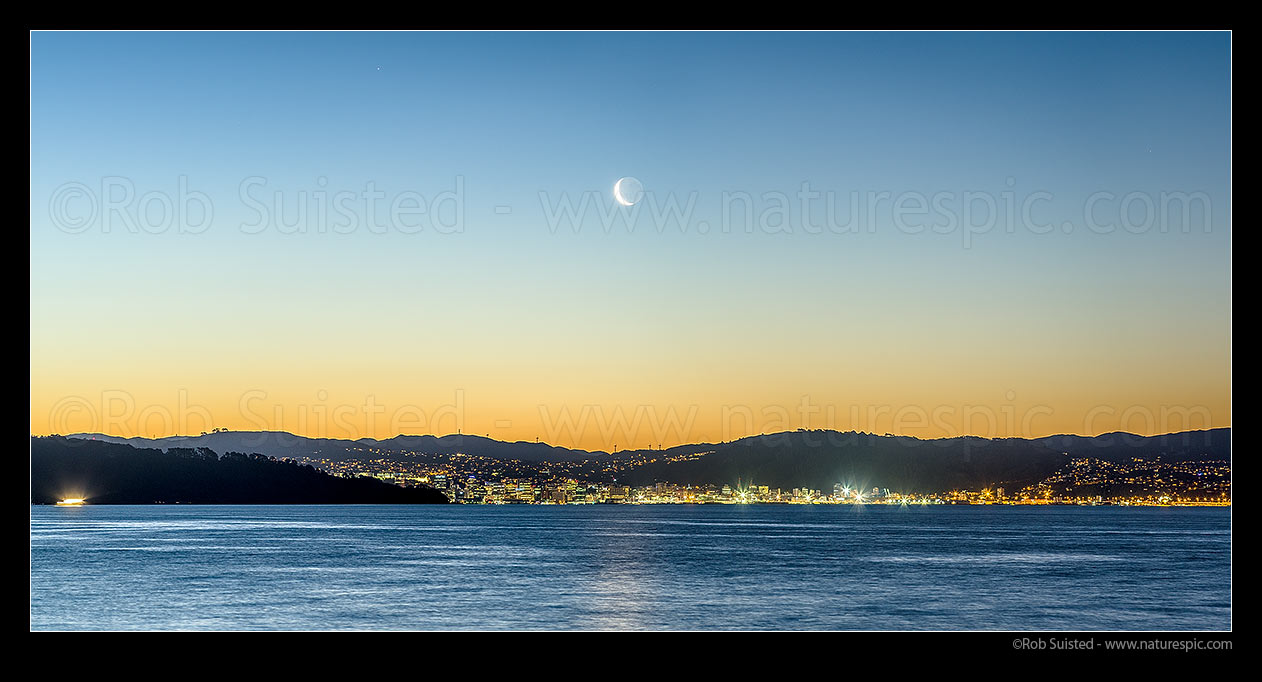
613;178;634;207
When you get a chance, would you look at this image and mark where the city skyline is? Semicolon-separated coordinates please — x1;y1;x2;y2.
50;424;1230;507
37;427;1233;507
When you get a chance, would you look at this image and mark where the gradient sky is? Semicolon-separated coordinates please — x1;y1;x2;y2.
30;31;1231;449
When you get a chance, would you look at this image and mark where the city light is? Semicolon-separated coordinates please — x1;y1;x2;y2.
291;452;1230;507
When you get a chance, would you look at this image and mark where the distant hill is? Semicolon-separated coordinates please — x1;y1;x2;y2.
619;431;1067;492
31;436;447;504
1033;429;1230;462
68;430;611;462
65;431;374;461
63;427;1230;493
616;428;1230;492
362;434;609;462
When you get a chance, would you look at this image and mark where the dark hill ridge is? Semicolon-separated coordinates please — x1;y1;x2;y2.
65;431;375;461
64;427;1229;492
617;428;1229;491
69;430;613;462
362;433;608;462
1033;429;1230;461
618;431;1070;492
31;436;447;504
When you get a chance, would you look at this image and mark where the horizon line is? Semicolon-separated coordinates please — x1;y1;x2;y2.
42;424;1233;454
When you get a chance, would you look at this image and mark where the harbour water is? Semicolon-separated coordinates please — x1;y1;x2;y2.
30;504;1230;630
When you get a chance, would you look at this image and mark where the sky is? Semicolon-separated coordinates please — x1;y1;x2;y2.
30;31;1231;450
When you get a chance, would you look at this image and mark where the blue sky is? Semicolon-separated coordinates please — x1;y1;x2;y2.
30;31;1231;445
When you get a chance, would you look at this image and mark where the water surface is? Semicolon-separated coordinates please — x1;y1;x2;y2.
30;504;1231;630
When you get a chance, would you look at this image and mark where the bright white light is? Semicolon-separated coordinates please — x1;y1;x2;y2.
613;177;643;206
